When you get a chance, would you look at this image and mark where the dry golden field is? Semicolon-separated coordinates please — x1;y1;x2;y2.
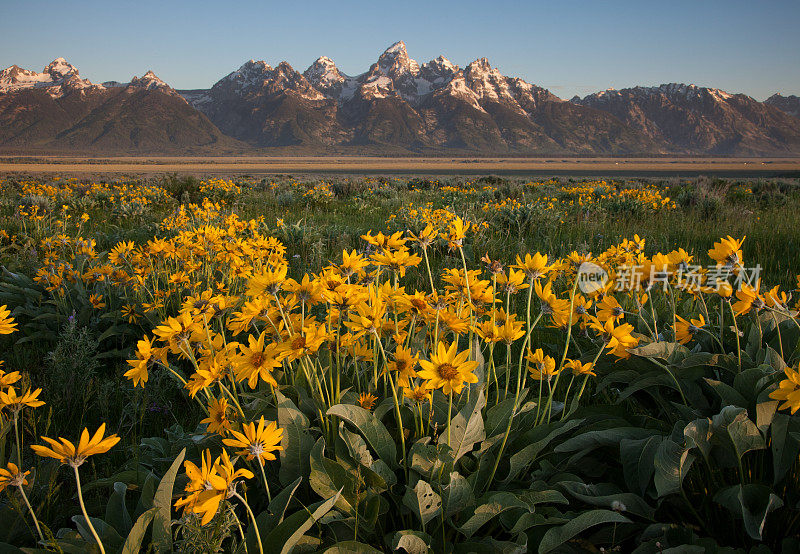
1;156;799;177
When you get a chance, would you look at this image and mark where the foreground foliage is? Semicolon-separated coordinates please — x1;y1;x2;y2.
1;176;800;552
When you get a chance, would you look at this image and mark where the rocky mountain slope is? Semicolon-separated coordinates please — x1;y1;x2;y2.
572;84;800;155
765;94;800;119
178;41;656;154
1;44;798;155
0;59;242;153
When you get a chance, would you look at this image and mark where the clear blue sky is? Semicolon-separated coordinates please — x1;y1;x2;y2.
2;0;798;100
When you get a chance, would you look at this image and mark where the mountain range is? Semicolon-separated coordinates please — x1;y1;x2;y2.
1;42;799;156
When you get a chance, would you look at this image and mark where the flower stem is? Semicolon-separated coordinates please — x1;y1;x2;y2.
728;302;742;372
257;461;272;503
446;391;453;447
234;492;264;554
17;483;45;544
73;465;105;554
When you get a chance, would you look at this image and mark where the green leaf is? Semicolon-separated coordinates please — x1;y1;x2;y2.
438;388;486;462
653;438;695;498
120;508;156;554
504;419;582;483
712;406;766;459
559;481;655;519
403;479;442;526
629;341;689;361
339;423;374;467
261;490;341;554
324;541;382;553
409;439;453;482
152;447;186;552
327;404;398;468
72;516;124;552
771;413;800;485
134;472;158;518
704;378;748;408
713;484;784;540
538;510;630;553
245;477;303;553
277;391;314;486
555;427;655;454
620;436;663;496
510;512;570;535
454;535;528;553
105;482;132;536
458;492;528;539
756;401;778;434
443;471;475;519
683;419;713;459
391;530;433;554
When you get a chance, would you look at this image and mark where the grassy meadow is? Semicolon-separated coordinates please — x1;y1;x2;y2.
0;173;799;552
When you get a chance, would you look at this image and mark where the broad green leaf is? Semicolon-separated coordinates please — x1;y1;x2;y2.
439;389;486;462
339;422;375;467
559;481;655;519
324;541;382;553
620;435;663;495
309;438;355;514
509;512;569;535
653;439;694;498
453;534;528;553
120;508;156;554
261;490;341;554
712;406;766;459
704;378;748;408
504;419;582;483
152;447;186;552
538;510;631;553
105;482;132;536
443;471;475;518
409;439;453;481
245;477;303;553
629;341;689;361
458;492;528;538
328;404;398;467
72;516;124;552
756;401;778;433
555;427;655;454
518;489;569;507
771;413;800;485
403;479;442;526
391;530;433;554
484;391;533;438
277;391;314;486
713;484;784;540
133;472;158;518
683;419;712;459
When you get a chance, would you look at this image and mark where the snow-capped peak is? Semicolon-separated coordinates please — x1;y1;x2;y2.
0;58;99;96
129;70;172;92
44;57;79;79
578;83;736;104
384;40;407;55
304;56;347;93
429;55;457;73
377;40;419;76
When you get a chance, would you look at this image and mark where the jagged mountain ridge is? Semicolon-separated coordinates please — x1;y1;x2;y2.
176;41;656;154
766;94;800;119
0;59;243;153
572;84;800;155
1;43;799;155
